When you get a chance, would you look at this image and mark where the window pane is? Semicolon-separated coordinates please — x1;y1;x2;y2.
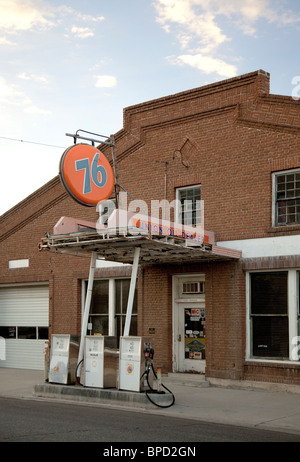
0;327;16;339
115;280;137;315
251;272;287;315
18;327;36;339
38;327;49;340
177;186;201;226
275;171;300;225
252;317;289;358
179;190;186;201
90;280;109;314
90;316;108;335
116;315;137;338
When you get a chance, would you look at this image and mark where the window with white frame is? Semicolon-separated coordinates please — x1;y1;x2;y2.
176;185;202;226
248;270;300;361
85;278;137;337
273;169;300;226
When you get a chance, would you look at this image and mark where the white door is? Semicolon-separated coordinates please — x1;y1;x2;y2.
0;284;49;370
173;275;206;373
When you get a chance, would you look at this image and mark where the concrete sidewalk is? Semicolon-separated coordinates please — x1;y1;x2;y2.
1;368;300;437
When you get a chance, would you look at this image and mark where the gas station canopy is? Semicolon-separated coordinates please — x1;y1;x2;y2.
39;215;241;372
39;218;241;265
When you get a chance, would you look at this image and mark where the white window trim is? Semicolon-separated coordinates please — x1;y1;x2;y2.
175;184;202;226
246;269;300;364
272;168;300;227
81;277;137;337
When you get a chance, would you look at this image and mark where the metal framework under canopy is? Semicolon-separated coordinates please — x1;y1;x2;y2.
39;231;241;265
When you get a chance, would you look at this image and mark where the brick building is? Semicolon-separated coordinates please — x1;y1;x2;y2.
1;69;300;386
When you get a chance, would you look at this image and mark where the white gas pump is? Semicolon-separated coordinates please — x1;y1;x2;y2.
49;334;79;384
119;336;153;392
84;336;119;388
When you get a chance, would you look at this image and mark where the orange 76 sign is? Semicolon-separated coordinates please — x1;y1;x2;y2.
59;144;115;207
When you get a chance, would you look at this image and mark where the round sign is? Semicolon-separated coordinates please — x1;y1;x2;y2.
59;144;115;206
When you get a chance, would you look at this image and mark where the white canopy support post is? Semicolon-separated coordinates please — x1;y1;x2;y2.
123;247;140;336
77;251;97;378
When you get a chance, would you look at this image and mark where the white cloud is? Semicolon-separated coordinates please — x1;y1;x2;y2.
94;75;117;88
0;75;51;115
153;0;300;76
0;76;24;105
0;36;15;45
23;105;51;115
154;0;232;74
154;0;227;50
170;53;237;77
77;14;104;23
0;0;54;33
70;26;94;39
0;1;105;43
18;72;49;84
55;5;104;23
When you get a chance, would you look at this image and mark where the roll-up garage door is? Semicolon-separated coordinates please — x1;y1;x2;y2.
0;284;49;370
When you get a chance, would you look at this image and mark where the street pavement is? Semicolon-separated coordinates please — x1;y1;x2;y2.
1;368;300;437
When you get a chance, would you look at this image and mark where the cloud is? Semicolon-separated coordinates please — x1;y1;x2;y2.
18;72;49;84
0;0;54;33
77;13;104;23
0;1;105;42
0;76;24;105
23;105;51;115
94;75;117;88
0;36;15;45
169;53;237;78
154;0;227;50
153;0;300;76
0;75;51;114
70;26;94;39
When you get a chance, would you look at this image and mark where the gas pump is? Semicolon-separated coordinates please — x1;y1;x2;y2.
83;336;119;388
119;336;154;392
49;334;79;385
119;335;175;408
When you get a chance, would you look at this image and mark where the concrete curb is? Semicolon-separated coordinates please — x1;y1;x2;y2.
33;383;175;409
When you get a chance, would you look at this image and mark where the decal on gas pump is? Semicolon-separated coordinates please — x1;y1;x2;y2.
127;364;134;374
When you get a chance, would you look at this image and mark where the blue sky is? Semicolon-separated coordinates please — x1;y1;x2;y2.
0;0;300;215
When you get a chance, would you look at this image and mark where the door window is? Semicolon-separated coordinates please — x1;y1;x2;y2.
184;308;205;360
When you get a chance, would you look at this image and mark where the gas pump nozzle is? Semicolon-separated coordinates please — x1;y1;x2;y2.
144;342;154;363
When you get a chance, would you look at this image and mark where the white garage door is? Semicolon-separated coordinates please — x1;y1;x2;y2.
0;284;49;370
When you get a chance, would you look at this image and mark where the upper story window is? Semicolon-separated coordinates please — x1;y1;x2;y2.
273;169;300;226
176;185;202;227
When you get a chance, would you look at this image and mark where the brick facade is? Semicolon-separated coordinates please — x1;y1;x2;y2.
1;70;300;384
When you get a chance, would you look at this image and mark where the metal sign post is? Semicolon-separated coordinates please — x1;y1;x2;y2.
123;247;140;336
110;134;120;209
77;251;97;378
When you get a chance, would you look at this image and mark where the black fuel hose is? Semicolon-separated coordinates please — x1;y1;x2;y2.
75;359;84;385
142;363;175;408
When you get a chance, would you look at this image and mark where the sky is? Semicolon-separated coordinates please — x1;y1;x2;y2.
0;0;300;216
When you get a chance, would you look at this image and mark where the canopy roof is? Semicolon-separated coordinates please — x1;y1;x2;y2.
39;223;241;265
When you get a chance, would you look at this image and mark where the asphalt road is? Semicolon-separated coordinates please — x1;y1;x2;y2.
1;397;300;443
